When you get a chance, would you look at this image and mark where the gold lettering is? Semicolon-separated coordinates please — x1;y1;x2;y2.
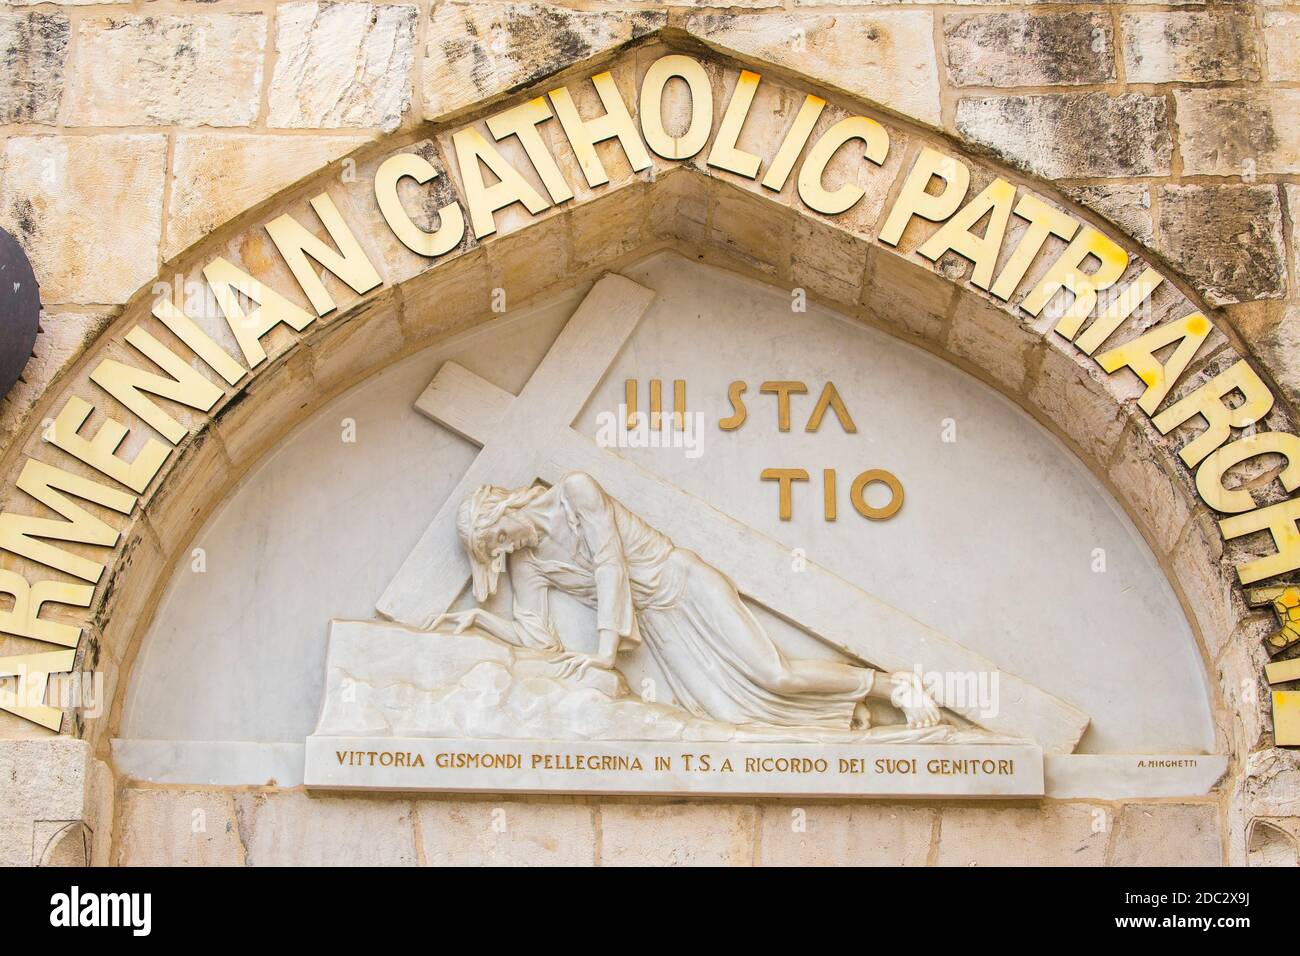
719;381;748;430
1097;312;1212;416
798;116;889;215
89;326;224;445
548;72;652;188
0;569;90;646
916;178;1016;291
761;467;809;520
202;257;316;368
1022;227;1128;335
0;460;134;583
486;97;573;204
265;193;382;317
707;70;763;179
761;94;825;192
0;649;76;731
1152;360;1275;468
879;148;970;247
760;381;808;431
1197;432;1300;514
806;382;856;433
374;152;466;258
452;126;551;240
639;54;713;161
989;195;1078;302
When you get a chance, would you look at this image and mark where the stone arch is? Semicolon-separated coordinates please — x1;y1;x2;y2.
0;33;1279;794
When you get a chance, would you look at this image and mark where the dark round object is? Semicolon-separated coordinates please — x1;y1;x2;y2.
0;227;40;401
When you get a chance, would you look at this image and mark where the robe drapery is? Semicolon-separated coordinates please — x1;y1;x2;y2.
508;473;873;730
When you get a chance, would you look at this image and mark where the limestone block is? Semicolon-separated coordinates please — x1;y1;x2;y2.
0;737;113;866
792;213;869;310
955;93;1172;180
116;789;244;866
214;350;318;469
496;210;577;298
0;134;166;304
416;799;596;866
1111;804;1222;866
936;804;1107;866
1122;12;1261;84
140;430;232;563
166;133;372;260
686;11;941;127
599;803;755;866
1107;422;1194;558
1247;817;1300;866
943;12;1113;88
1218;617;1274;760
1171;514;1242;664
1028;346;1128;466
1156;185;1286;305
1264;12;1300;81
759;804;933;866
709;187;790;279
946;294;1032;394
304;290;406;394
1176;90;1300;178
422;3;665;121
568;181;645;274
233;790;418;865
861;247;953;343
65;15;265;127
0;12;68;124
1063;185;1153;246
269;2;417;131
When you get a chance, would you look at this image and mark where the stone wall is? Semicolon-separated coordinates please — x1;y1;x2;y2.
3;1;1297;442
112;788;1226;867
0;0;1296;866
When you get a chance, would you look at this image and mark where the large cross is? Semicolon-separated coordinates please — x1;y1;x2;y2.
378;275;1089;752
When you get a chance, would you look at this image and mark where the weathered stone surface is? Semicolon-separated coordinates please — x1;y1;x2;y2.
687;11;941;126
1063;185;1153;245
759;804;933;865
0;134;166;304
416;800;595;866
1290;185;1300;294
0;738;112;867
269;2;417;131
233;791;418;865
66;15;265;127
1122;12;1261;84
943;13;1113;87
0;12;68;124
1264;12;1300;81
1247;817;1300;866
600;803;755;866
1157;185;1286;305
116;789;244;866
1176;90;1300;177
936;804;1107;866
0;309;113;449
1111;804;1222;866
166;132;371;259
947;295;1032;393
955;93;1171;179
423;3;665;121
1108;425;1193;558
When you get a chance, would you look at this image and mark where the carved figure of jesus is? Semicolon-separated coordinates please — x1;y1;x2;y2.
433;472;940;730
